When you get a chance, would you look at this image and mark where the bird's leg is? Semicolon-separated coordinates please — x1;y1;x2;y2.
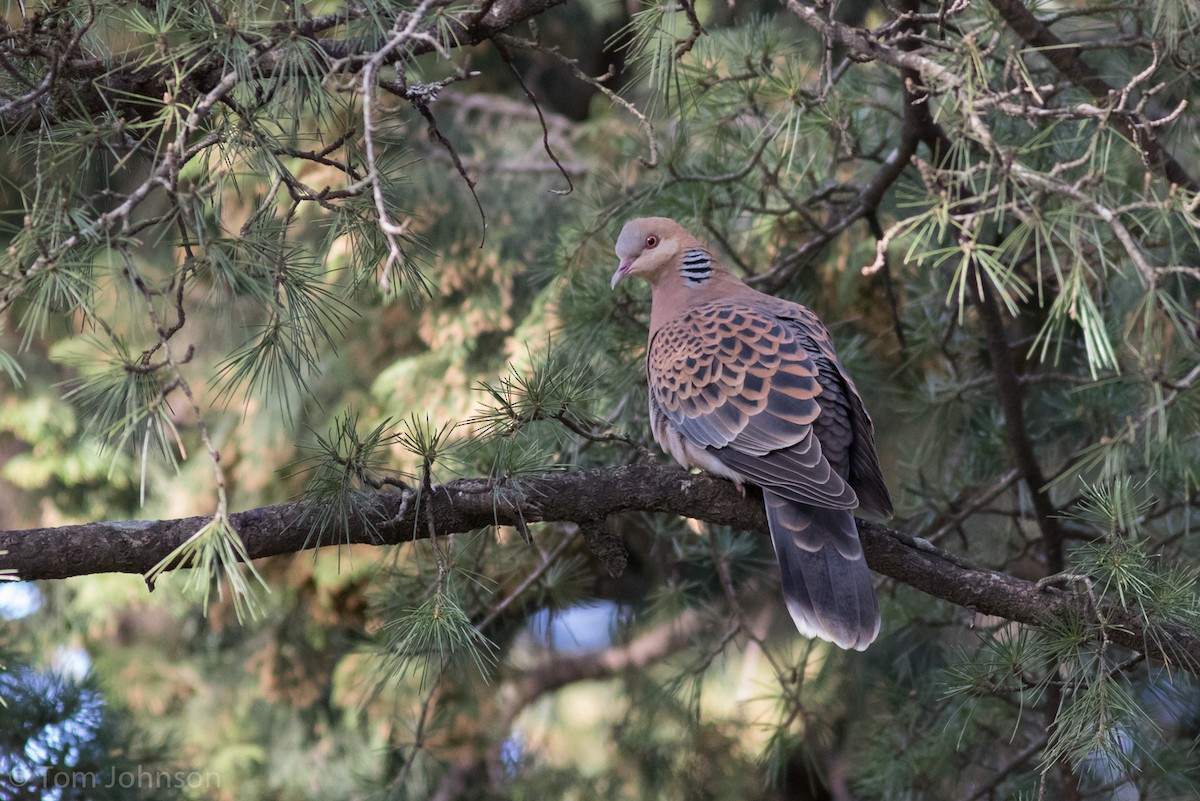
393;492;410;524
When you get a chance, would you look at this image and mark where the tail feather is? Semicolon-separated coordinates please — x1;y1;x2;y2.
764;490;880;651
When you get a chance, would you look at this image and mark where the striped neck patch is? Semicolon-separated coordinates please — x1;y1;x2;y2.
679;248;713;286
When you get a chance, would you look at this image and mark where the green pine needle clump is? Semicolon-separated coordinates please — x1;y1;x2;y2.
289;410;402;552
145;512;269;622
379;577;498;687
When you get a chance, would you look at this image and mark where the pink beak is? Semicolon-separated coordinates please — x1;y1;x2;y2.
610;258;634;289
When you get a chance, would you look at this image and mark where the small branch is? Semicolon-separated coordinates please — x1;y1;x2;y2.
551;410;650;457
412;99;488;245
668;132;773;185
271;134;363;182
865;212;908;352
918;468;1023;545
348;0;475;265
984;0;1198;192
474;529;576;630
674;0;705;59
496;34;657;169
964;732;1051;801
782;0;965;91
753;130;912;292
496;606;707;728
1003;162;1157;290
493;38;573;196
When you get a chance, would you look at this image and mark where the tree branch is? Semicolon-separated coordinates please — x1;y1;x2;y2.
498;607;706;722
973;275;1068;572
985;0;1198;192
2;461;1198;668
878;0;1068;573
781;0;1198;193
4;0;572;129
433;607;709;799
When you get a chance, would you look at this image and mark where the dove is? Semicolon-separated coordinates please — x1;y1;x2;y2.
611;217;892;650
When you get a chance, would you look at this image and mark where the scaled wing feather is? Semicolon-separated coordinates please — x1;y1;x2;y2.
648;300;857;510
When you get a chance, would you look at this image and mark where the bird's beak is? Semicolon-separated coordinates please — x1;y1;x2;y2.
610;258;634;290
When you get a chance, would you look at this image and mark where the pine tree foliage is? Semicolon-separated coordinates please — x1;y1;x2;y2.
2;0;1200;798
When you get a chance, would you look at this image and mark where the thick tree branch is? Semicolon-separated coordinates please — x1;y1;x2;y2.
2;461;1198;668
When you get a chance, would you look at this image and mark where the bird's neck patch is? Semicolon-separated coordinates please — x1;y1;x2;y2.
679;248;713;287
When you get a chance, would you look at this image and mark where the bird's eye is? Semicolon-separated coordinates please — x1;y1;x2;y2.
645;235;659;248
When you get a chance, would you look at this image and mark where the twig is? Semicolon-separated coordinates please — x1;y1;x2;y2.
497;35;658;169
493;38;573;196
674;0;705;59
865;212;908;352
984;0;1198;192
412;99;488;246
475;529;576;631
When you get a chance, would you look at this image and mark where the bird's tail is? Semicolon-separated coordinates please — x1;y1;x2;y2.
764;489;880;651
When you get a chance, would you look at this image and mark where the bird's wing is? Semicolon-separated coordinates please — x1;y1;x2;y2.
778;307;894;519
647;300;857;510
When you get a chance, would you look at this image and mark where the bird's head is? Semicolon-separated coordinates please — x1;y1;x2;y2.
610;217;694;289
